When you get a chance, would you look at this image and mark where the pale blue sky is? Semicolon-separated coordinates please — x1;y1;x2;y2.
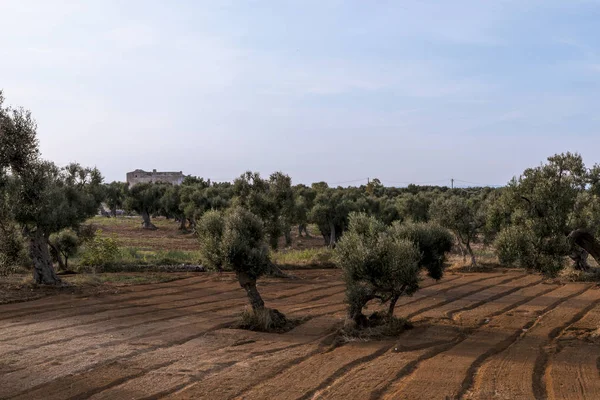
1;1;599;186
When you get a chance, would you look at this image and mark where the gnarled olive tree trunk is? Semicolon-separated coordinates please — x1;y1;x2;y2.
47;240;66;271
568;229;600;271
178;216;187;231
141;210;157;230
30;230;61;285
329;221;336;249
236;271;265;311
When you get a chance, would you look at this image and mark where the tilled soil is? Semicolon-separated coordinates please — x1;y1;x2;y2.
1;269;599;400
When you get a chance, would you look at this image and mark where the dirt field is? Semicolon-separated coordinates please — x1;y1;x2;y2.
1;269;600;400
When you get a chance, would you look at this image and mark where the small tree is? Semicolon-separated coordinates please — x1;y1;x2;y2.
233;171;295;250
397;192;432;223
104;181;127;217
197;210;225;270
335;213;421;326
430;195;485;267
124;182;167;229
160;185;187;230
310;189;357;247
491;153;591;275
7;162;104;284
48;230;79;270
0;220;27;276
391;222;454;280
197;206;281;315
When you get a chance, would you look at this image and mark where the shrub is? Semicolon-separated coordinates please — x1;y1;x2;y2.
79;231;120;268
494;225;535;267
335;212;421;327
75;224;97;243
49;229;80;270
0;222;27;276
391;222;454;280
494;225;567;276
197;210;225;270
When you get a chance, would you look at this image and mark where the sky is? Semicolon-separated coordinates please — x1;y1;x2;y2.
1;0;600;187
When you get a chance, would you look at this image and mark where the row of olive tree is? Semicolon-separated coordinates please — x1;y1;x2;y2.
193;207;455;330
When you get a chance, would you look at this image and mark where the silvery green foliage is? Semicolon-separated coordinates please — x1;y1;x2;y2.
335;213;421;321
491;153;587;275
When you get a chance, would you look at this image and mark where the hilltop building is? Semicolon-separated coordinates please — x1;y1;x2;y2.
126;169;185;187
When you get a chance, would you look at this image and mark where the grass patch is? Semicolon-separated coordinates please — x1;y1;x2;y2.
336;313;413;344
118;248;201;265
71;247;202;272
232;307;306;333
271;247;335;269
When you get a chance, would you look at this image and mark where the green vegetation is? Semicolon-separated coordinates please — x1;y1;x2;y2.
196;206;290;331
335;213;453;329
271;248;334;268
4;89;600;287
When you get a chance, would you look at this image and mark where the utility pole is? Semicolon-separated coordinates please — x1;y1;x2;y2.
451;178;454;189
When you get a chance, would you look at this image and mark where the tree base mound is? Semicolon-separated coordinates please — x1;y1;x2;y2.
232;307;305;333
557;265;600;282
336;312;413;344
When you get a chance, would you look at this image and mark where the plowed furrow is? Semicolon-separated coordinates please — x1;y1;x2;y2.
401;274;520;320
453;282;559;327
1;318;234;399
0;282;343;369
533;292;600;400
0;283;241;329
8;323;334;400
0;285;349;373
1;276;324;328
64;334;325;400
158;319;338;399
235;342;387;400
393;274;500;311
415;274;532;321
310;276;542;399
467;285;598;400
0;276;209;317
0;284;339;344
257;274;528;399
381;284;589;399
445;275;543;321
0;277;230;322
310;325;461;400
547;342;600;400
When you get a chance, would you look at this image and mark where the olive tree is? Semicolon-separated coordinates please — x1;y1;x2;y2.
48;230;79;270
397;192;432;223
104;181;127;217
391;222;454;280
233;171;294;250
197;206;278;313
160;185;187;230
8;162;104;284
124;182;167;229
310;189;358;247
491;153;591;275
292;185;316;236
179;179;231;230
335;213;421;326
430;195;485;267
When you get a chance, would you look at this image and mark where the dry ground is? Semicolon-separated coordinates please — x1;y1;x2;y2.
2;269;600;399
